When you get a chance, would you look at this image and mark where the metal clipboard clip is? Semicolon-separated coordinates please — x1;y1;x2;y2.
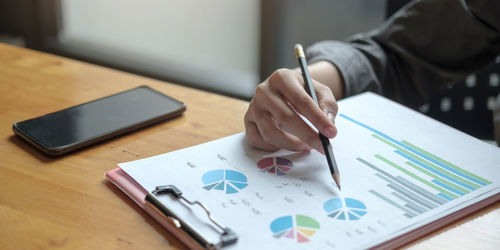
145;185;238;249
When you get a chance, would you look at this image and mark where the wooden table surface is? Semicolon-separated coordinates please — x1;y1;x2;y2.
0;43;498;249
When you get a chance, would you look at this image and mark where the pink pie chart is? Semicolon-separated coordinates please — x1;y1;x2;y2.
257;157;293;176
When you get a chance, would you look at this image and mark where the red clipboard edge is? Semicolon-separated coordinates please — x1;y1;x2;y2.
105;167;205;250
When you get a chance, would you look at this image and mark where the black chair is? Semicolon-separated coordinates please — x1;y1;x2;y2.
388;0;500;140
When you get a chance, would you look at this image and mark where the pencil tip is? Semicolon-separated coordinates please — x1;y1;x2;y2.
332;173;341;190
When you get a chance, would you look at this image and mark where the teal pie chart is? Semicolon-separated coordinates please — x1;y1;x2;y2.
323;197;367;221
202;169;248;194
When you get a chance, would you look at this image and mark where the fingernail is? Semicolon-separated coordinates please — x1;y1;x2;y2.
328;112;336;124
302;144;313;151
317;146;325;155
324;126;336;138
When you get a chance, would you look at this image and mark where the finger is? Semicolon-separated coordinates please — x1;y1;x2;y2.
253;112;313;152
245;120;280;151
258;81;325;153
246;110;313;152
274;71;336;139
315;80;339;129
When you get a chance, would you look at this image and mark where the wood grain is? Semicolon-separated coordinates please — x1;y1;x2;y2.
0;43;247;249
0;43;498;249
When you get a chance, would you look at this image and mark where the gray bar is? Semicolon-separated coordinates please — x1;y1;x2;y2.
388;183;434;210
403;213;413;218
369;190;416;218
396;176;448;205
377;173;437;209
392;192;427;214
387;183;437;209
357;157;446;205
405;203;424;215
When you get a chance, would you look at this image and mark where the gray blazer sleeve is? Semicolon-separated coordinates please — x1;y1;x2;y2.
306;0;500;108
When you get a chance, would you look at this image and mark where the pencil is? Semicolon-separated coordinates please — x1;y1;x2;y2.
294;44;341;190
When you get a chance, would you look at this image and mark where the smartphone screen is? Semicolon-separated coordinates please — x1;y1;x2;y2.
13;86;186;156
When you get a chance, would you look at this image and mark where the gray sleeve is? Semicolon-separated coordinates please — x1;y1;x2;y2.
306;0;500;108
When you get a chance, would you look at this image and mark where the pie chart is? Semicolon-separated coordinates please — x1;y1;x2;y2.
323;197;367;221
270;215;319;243
257;157;293;176
202;169;248;194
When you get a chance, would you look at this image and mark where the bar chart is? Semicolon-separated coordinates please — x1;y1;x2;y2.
339;114;492;218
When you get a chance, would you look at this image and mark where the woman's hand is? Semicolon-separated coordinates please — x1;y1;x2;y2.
244;67;340;154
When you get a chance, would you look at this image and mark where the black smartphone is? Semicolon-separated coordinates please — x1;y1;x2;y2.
13;86;186;156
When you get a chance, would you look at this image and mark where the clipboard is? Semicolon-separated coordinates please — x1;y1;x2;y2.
105;93;500;249
106;167;500;249
105;168;237;250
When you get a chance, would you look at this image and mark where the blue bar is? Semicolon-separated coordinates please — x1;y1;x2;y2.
438;193;454;201
394;150;476;191
339;113;487;186
432;180;465;196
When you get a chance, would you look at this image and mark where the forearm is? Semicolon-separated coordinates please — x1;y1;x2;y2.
306;0;500;107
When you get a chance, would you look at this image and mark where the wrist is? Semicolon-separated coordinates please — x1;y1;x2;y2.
308;61;345;99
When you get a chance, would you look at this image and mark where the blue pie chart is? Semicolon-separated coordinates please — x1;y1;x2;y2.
323;197;367;221
202;169;248;194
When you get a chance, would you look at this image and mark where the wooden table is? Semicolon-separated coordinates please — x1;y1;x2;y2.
0;43;498;249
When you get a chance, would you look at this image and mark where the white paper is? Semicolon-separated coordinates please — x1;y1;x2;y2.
119;92;500;249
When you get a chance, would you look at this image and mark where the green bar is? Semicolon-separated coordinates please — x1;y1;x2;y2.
375;154;458;199
401;140;491;185
372;134;481;189
406;162;469;194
